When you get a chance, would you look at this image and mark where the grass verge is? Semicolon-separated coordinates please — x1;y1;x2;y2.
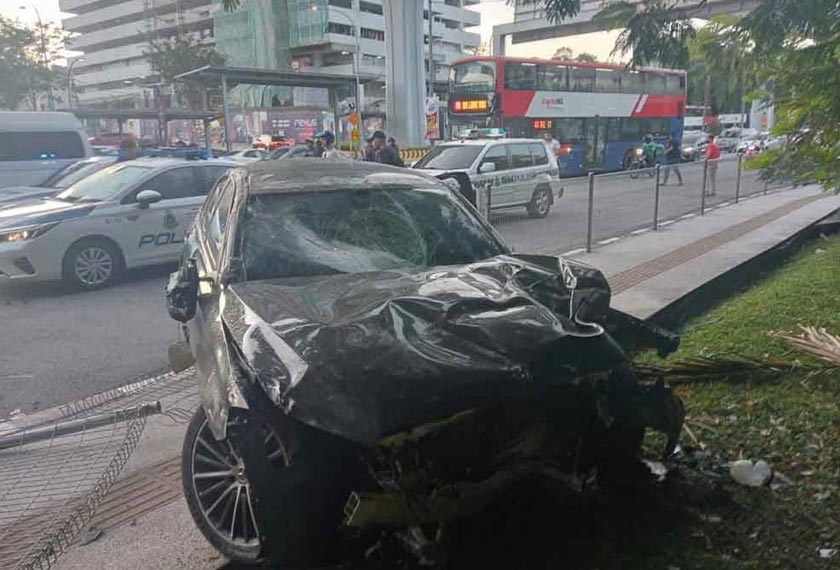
620;233;840;569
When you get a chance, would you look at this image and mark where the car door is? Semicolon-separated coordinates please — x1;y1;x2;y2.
187;175;239;432
112;165;201;266
507;143;536;206
475;145;511;208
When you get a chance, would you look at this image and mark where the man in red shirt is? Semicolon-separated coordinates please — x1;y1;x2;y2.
705;135;721;196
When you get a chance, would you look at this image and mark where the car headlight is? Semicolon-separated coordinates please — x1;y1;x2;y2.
634;148;644;157
0;223;58;244
682;146;693;153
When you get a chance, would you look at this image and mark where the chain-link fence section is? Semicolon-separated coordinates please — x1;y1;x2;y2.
0;368;198;570
489;154;797;255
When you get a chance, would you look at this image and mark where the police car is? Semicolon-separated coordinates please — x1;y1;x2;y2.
0;158;232;289
413;137;561;218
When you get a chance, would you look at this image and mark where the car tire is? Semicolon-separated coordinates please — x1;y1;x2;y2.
182;407;286;564
62;238;123;290
526;186;552;219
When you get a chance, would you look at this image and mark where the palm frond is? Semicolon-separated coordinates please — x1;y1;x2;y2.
770;326;840;366
222;0;240;12
633;355;839;385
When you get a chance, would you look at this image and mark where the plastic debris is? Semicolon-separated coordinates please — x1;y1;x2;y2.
643;460;669;482
818;548;837;559
729;459;772;487
79;526;102;546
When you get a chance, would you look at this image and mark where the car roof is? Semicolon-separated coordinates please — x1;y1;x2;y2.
436;138;545;147
244;158;442;195
129;157;232;169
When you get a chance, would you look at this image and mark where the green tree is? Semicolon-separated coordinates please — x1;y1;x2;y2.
551;46;574;60
0;16;64;110
144;35;225;108
575;52;598;63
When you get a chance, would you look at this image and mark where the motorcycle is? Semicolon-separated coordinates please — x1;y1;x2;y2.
627;151;657;179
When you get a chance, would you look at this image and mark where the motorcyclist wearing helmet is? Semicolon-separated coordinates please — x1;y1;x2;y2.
315;130;341;158
642;134;663;167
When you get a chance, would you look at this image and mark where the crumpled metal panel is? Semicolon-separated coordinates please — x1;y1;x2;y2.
217;254;629;444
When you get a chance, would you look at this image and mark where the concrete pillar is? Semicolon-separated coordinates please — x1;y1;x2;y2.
383;0;425;147
492;30;506;56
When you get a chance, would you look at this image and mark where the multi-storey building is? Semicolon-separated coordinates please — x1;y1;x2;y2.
60;0;216;108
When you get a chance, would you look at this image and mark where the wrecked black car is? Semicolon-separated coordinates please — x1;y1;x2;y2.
166;159;683;567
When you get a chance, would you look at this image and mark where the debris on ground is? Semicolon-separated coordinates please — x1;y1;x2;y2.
729;459;773;487
79;526;102;546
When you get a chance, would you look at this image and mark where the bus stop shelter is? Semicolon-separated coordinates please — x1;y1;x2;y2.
63;108;219;149
175;65;378;153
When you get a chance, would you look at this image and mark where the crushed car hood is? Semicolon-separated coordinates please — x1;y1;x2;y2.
220;255;626;445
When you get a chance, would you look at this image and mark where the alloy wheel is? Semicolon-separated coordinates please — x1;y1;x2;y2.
190;418;288;549
74;246;114;287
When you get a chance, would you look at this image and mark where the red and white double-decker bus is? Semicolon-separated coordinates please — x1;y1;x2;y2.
448;56;686;177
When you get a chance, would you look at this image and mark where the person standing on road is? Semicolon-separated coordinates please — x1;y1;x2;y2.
662;135;684;186
116;139;139;162
705;134;721;196
543;131;560;157
371;131;405;166
316;131;341;158
360;134;375;161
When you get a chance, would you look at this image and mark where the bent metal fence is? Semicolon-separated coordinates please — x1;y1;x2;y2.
489;155;790;255
0;367;198;570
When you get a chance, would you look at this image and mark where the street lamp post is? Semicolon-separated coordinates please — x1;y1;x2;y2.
313;4;363;146
66;57;84;110
19;4;54;111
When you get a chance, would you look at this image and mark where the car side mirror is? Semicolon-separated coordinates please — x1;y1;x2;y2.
166;257;199;323
136;189;162;209
479;162;496;174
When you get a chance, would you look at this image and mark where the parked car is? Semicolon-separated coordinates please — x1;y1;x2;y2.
253;135;294;151
0;157;232;289
0;156;118;205
680;132;707;161
165;158;683;567
412;138;561;218
221;149;267;163
0;112;93;188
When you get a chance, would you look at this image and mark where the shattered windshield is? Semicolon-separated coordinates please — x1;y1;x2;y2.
239;186;505;281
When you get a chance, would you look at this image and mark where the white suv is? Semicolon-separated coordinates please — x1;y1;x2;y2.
413;138;561;218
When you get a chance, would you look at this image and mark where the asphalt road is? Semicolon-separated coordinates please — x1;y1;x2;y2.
0;265;178;419
0;156;770;419
496;155;769;254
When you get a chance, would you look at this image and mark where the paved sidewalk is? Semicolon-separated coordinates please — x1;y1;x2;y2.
27;183;839;569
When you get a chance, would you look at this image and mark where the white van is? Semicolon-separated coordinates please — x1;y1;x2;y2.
0;112;92;189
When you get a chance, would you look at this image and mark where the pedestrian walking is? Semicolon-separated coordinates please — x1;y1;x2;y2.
371;131;405;166
705;134;721;196
662;135;683;186
542;131;560;157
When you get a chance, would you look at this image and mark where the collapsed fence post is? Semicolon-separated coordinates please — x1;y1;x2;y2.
653;164;661;231
735;153;743;204
586;172;595;252
701;158;709;216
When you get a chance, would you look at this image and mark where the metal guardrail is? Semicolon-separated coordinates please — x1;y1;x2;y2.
478;154;788;255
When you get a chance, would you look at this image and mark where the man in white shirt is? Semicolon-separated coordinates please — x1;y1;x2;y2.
543;131;560;157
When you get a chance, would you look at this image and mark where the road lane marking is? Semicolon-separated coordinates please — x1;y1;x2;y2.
561;248;586;256
659;220;676;226
680;213;696;219
598;237;621;245
631;228;650;235
718;201;730;207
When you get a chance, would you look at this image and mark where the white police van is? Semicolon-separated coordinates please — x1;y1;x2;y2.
0;158;232;289
0;112;93;188
413;137;561;218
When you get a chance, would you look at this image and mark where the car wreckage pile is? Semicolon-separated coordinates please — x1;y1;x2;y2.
169;252;685;568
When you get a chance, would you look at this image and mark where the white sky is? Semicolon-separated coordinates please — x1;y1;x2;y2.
3;0;623;63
